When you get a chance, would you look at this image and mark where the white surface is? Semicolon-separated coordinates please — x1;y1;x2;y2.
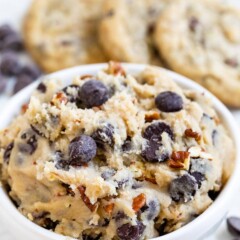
0;1;240;240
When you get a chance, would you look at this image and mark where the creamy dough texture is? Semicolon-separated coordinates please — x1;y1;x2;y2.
0;63;234;240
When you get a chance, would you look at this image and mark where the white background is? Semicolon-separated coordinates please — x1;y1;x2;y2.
0;0;240;239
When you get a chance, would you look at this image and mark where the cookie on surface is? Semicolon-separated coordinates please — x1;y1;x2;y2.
23;0;107;73
154;0;240;107
99;0;169;65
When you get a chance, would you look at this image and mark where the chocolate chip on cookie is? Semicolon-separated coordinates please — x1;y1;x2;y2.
155;91;183;112
69;135;97;166
79;80;109;108
169;174;198;202
37;82;47;93
3;142;14;163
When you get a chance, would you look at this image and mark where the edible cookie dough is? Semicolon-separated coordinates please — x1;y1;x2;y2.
154;0;240;107
23;0;107;73
0;63;234;239
99;0;170;65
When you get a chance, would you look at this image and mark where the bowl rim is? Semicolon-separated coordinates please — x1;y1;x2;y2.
0;63;239;240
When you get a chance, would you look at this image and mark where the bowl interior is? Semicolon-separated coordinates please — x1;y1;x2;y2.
0;63;239;240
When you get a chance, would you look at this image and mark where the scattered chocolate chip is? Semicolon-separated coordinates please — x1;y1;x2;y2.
79;80;109;108
55;151;70;171
122;136;132;152
114;211;127;221
189;16;199;32
143;122;174;141
224;58;238;68
116;178;129;189
155;219;168;236
141;139;169;163
3;142;14;163
190;172;204;188
61;183;75;197
169;174;197;202
19;65;41;80
227;217;240;236
13;74;33;93
208;190;220;201
43;218;59;230
101;168;116;180
19;131;37;155
155;91;183;112
1;33;24;52
37;82;47;93
117;221;145;240
69;135;97;166
147;23;155;35
0;24;14;41
92;124;114;147
82;233;102;240
0;52;20;76
141;200;159;220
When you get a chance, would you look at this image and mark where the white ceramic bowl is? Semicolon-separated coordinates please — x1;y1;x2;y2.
0;63;239;240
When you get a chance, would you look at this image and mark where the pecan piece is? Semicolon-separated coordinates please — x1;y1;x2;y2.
132;193;146;212
107;61;126;76
21;103;28;113
78;186;98;212
104;203;115;215
168;151;190;170
80;74;94;80
184;128;201;141
145;111;161;123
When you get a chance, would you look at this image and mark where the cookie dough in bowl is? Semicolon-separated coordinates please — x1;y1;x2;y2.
0;63;238;240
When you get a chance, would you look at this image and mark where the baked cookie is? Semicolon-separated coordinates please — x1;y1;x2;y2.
99;0;169;65
154;0;240;107
23;0;107;73
0;62;234;239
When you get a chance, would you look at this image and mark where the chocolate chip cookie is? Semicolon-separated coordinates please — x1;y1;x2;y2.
154;0;240;107
23;0;107;73
99;0;169;65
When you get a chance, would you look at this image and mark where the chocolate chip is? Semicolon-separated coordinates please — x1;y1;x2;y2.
37;82;47;93
141;200;160;220
225;58;238;68
190;171;204;188
155;91;183;112
0;52;20;76
169;174;198;202
189;16;199;32
0;24;14;41
69;135;97;166
143;122;174;141
82;233;102;240
61;183;75;197
141;139;169;163
92;124;114;147
1;33;24;52
19;131;38;155
122;136;132;152
79;80;109;108
43;218;59;230
155;219;168;236
13;74;33;93
114;211;127;221
208;190;220;201
101;168;116;180
19;65;41;80
116;178;129;189
3;142;14;163
117;221;145;240
55;151;70;171
227;217;240;236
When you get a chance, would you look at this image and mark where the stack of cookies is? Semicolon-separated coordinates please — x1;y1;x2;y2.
23;0;240;107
